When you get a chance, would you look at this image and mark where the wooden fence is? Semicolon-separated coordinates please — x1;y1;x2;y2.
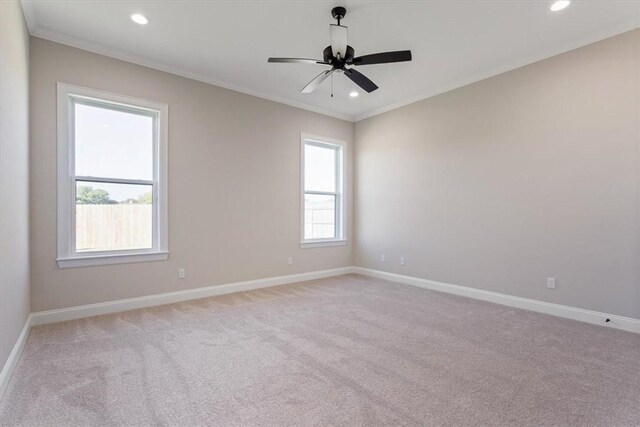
76;204;152;252
76;202;335;251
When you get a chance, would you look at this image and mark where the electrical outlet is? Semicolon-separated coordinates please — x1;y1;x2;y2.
400;257;406;266
288;257;293;265
178;268;186;279
380;254;385;262
547;277;556;289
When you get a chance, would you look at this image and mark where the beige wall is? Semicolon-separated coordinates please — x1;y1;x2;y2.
30;38;353;312
29;29;640;319
355;29;640;319
0;1;31;370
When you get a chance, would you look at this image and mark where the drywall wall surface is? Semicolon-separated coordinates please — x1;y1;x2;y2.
355;29;640;318
0;1;31;369
30;38;353;311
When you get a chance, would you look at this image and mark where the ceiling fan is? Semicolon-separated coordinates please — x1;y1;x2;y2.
268;6;412;95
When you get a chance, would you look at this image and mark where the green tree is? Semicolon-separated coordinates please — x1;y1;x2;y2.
76;186;117;204
138;192;152;204
122;192;152;204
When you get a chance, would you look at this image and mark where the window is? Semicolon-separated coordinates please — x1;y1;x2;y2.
57;83;168;268
301;134;346;248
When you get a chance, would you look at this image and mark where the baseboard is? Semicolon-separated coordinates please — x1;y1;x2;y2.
28;265;640;332
30;267;355;326
353;267;640;334
4;265;638;403
13;265;640;398
0;314;32;400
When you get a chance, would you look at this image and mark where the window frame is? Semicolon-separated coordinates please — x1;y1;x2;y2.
300;133;346;248
56;83;169;268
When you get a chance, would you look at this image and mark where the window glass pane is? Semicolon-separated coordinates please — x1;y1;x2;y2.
305;143;336;192
74;102;154;180
304;193;336;240
76;181;153;252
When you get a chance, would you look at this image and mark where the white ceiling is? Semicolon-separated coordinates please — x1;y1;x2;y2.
21;0;640;121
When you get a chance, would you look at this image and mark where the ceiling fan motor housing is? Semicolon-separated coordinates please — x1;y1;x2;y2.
323;45;354;67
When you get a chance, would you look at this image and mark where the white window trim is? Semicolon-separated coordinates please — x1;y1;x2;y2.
300;132;347;248
56;82;169;268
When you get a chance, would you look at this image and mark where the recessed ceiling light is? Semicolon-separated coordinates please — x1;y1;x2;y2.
349;91;359;98
550;1;571;12
131;13;149;25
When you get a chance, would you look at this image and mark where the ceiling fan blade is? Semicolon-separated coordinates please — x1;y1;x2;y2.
344;68;378;93
351;50;412;66
330;24;348;59
268;58;330;65
301;69;335;93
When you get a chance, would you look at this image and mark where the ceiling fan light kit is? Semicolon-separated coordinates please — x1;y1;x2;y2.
268;6;412;95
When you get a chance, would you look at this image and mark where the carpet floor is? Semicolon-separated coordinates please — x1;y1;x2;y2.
1;274;639;426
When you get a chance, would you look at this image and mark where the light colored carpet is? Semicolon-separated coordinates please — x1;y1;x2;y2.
1;274;639;426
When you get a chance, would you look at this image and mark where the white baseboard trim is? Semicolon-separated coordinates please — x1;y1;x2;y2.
30;267;355;327
6;265;637;401
0;314;32;400
353;267;640;334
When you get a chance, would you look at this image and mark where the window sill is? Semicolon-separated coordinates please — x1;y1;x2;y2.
300;240;347;249
57;251;169;269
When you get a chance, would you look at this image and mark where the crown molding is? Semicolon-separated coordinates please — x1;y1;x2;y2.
25;26;355;122
19;0;37;30
19;1;640;124
354;22;640;122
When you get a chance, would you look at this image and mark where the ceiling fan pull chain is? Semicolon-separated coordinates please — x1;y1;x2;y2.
331;73;334;97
